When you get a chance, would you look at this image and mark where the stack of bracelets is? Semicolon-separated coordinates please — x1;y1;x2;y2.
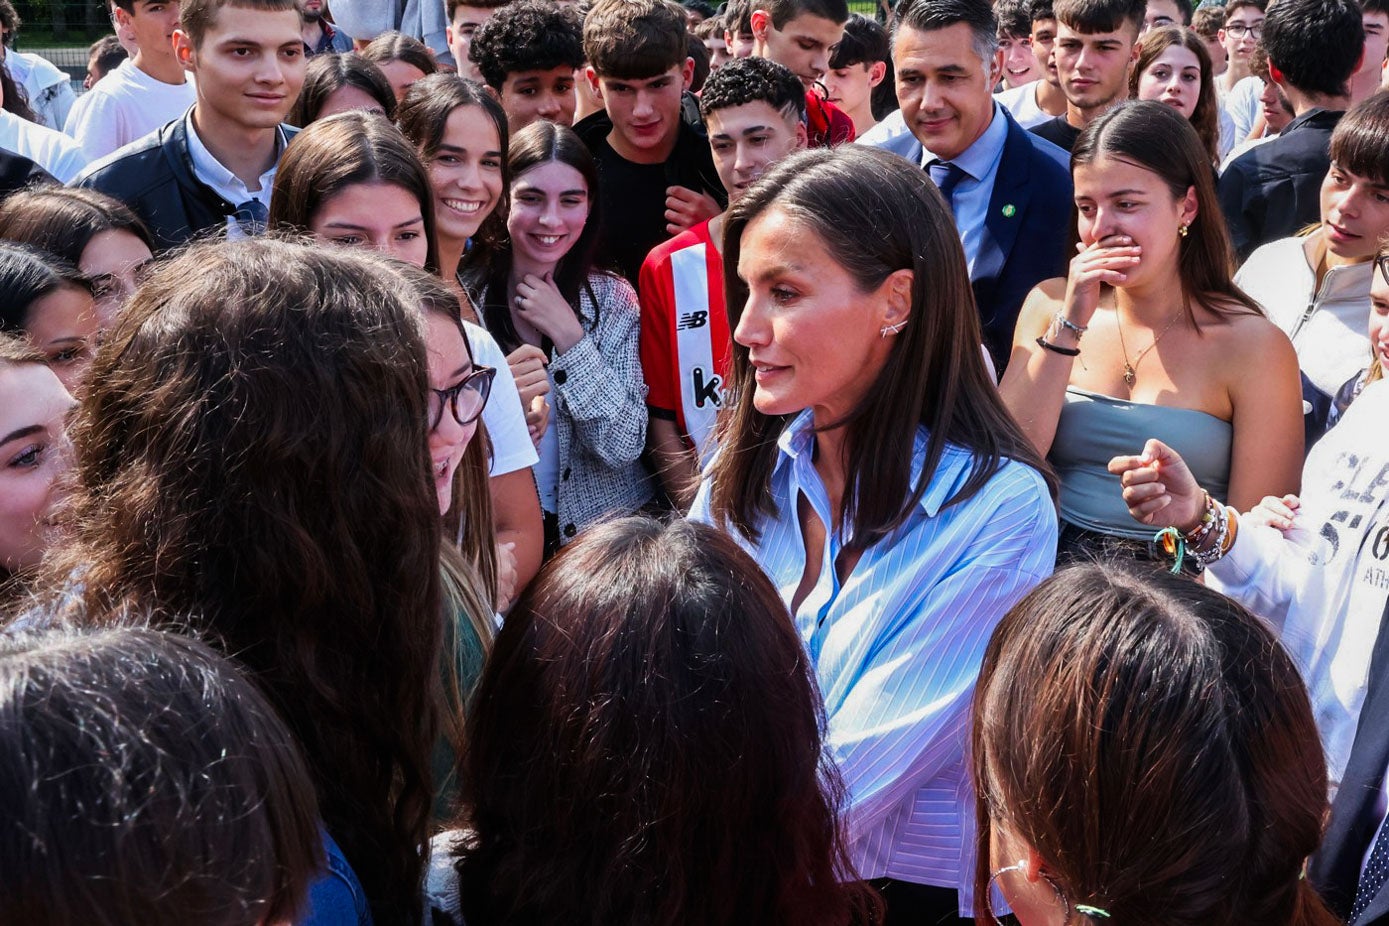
1154;490;1239;574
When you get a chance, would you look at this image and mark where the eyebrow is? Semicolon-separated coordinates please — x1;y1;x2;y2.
43;336;86;349
713;124;776;140
514;185;587;196
323;216;423;229
0;424;42;447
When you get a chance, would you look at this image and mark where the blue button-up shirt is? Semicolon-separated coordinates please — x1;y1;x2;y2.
919;103;1010;276
691;411;1057;915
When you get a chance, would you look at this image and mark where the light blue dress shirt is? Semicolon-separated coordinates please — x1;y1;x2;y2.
690;411;1057;915
919;103;1010;276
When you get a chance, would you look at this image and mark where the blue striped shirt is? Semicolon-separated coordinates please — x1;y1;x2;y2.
690;412;1057;915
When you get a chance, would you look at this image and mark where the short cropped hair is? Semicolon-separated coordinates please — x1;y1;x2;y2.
447;0;512;15
995;0;1032;36
761;0;850;29
1190;6;1221;39
1262;0;1363;97
1222;0;1267;21
1027;0;1056;22
1166;0;1194;25
470;0;585;90
830;11;890;66
584;0;689;79
699;53;806;120
180;0;299;50
1330;91;1389;186
725;0;754;33
1053;0;1146;35
88;34;128;72
1363;0;1389;20
893;0;998;64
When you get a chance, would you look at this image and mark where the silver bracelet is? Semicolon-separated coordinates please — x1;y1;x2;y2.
1053;313;1088;338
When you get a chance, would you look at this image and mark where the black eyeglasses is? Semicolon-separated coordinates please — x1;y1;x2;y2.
1223;22;1263;39
429;365;496;431
1376;254;1389;286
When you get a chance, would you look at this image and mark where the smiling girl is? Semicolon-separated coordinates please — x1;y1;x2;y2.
474;121;653;552
1000;100;1303;561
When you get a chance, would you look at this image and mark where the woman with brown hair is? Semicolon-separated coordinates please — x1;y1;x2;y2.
1129;26;1221;164
999;100;1303;563
360;31;437;103
691;144;1056;923
288;52;396;127
0;621;323;926
0;243;98;392
0;186;153;328
972;563;1337;926
269;110;542;608
432;516;881;926
41;238;445;926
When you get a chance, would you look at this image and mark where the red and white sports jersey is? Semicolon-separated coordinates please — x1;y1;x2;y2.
638;219;731;462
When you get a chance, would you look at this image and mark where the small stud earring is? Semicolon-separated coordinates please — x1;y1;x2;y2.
1178;223;1190;238
880;320;907;337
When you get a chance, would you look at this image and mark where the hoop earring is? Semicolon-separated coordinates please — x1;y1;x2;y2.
879;320;907;338
985;863;1072;925
1178;223;1190;238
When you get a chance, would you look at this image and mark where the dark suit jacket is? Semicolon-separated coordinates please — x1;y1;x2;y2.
867;107;1073;369
1309;594;1389;924
1217;108;1342;261
74;116;298;254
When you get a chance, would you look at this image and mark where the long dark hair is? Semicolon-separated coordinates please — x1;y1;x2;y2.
268;110;441;272
43;238;443;926
456;517;882;926
476;120;603;354
0;621;323;926
1129;27;1219;165
0;57;34;123
1072;100;1263;327
972;563;1338;926
288;52;397;126
0;242;91;334
397;73;511;276
708;145;1055;550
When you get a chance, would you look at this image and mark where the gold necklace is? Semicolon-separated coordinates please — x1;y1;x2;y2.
1116;309;1182;388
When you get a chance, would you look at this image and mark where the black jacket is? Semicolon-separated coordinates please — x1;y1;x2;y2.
73;116;298;254
1309;595;1389;924
1218;108;1342;261
0;148;54;198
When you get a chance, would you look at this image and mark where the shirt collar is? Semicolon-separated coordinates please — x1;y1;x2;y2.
772;409;981;519
917;102;1009;180
184;112;284;203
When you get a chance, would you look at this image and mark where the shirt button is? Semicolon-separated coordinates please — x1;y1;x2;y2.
553;369;567;385
563;523;577;538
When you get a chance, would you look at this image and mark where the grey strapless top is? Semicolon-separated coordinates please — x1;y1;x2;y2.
1051;387;1233;541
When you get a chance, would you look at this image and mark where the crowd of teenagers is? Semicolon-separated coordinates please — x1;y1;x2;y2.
7;0;1389;922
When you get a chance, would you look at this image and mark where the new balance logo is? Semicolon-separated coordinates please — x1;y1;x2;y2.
677;311;709;330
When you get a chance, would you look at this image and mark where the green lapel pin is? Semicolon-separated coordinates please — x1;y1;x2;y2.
1002;204;1017;218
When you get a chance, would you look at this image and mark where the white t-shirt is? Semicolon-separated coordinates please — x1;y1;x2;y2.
64;59;196;162
1220;76;1264;151
463;320;540;478
0;108;86;182
994;81;1054;129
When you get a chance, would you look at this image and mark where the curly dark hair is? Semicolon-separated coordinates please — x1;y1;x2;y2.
698;54;806;122
468;0;584;91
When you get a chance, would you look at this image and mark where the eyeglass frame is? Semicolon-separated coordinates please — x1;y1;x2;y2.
429;365;496;431
1376;254;1389;287
1222;22;1263;38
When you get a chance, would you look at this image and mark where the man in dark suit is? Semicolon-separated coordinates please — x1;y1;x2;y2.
1310;595;1389;926
865;0;1072;370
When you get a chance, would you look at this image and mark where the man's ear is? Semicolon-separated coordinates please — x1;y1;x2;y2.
681;56;695;90
750;9;771;42
172;28;195;71
585;65;603;100
794;119;808;149
988;47;1005;89
868;59;888;87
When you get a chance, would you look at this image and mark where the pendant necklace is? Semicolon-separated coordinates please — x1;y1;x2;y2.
1116;308;1182;388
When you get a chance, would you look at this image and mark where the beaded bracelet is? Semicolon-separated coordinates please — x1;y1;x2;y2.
1053;313;1088;338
